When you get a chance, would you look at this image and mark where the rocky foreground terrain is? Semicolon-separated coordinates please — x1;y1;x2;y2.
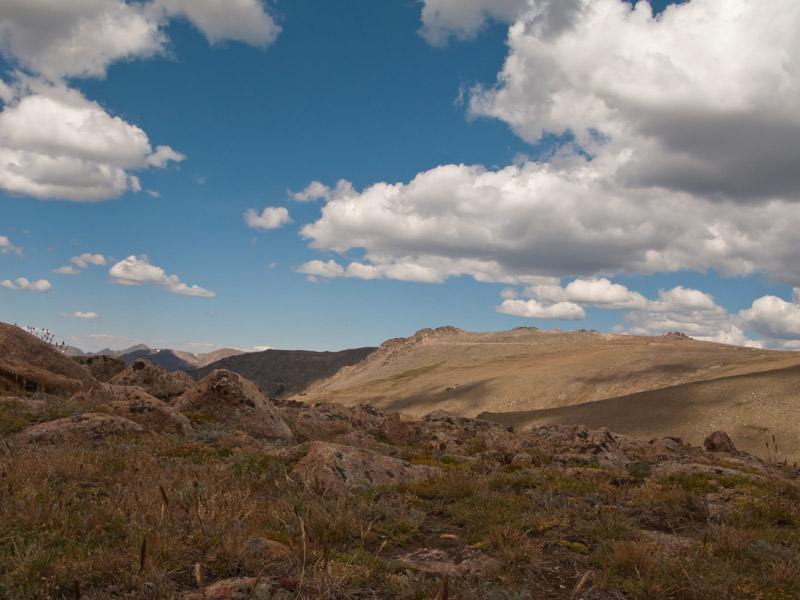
1;322;799;599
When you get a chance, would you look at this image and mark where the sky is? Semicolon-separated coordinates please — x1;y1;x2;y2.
1;0;800;354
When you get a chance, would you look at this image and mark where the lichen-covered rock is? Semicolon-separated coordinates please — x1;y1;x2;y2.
0;322;95;395
290;441;439;494
108;359;194;402
15;413;147;444
379;412;428;446
704;430;737;453
93;384;193;434
179;578;266;600
71;354;126;382
173;369;295;445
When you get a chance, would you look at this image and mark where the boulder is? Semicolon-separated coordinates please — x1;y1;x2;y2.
179;578;266;600
108;359;194;402
704;430;737;453
173;369;295;445
379;412;428;446
80;383;192;434
290;441;439;494
71;354;126;382
15;413;147;444
0;322;95;395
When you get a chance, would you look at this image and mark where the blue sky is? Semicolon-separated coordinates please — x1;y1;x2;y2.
2;0;800;353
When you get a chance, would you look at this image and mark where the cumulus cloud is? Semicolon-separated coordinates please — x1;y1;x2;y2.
739;296;800;341
60;311;99;319
244;206;292;230
0;234;22;256
419;0;528;45
524;278;648;309
291;180;333;202
71;253;107;268
0;0;278;202
469;0;800;202
52;265;80;275
253;345;272;351
1;277;51;292
109;255;215;297
156;0;280;47
0;82;184;201
497;298;585;320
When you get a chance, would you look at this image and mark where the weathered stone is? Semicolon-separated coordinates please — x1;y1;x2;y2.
71;354;125;382
290;441;439;494
15;413;147;444
174;369;296;445
0;322;95;395
247;538;292;560
179;578;266;600
704;430;737;453
379;412;428;446
109;359;194;402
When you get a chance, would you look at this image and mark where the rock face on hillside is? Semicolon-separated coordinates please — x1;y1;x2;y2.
72;354;126;382
289;441;439;494
0;323;95;395
77;383;193;434
108;359;194;402
174;369;296;445
16;413;147;444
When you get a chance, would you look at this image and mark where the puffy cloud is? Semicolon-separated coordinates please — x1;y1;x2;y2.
244;206;292;230
525;277;648;309
469;0;800;202
52;265;80;275
71;253;107;268
0;83;184;201
794;287;800;305
155;0;280;47
419;0;528;45
497;298;585;320
0;234;22;256
291;180;333;202
299;165;800;288
0;0;165;81
1;277;51;292
253;345;272;351
60;311;99;319
109;255;215;297
739;295;800;341
295;259;346;279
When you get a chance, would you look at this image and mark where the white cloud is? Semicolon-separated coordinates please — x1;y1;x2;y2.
291;180;332;202
109;255;215;297
71;253;107;268
739;295;800;341
497;298;585;320
525;277;648;309
244;206;292;230
53;265;80;275
155;0;280;47
0;234;22;256
419;0;528;45
0;0;166;81
295;259;346;279
469;0;800;202
1;277;51;292
253;345;272;351
794;287;800;305
0;83;184;201
60;311;99;319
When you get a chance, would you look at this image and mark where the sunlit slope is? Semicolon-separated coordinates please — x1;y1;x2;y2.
297;327;800;419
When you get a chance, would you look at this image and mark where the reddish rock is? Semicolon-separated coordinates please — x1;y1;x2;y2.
109;359;194;402
15;413;147;444
704;430;737;453
290;441;439;494
0;322;95;395
173;369;296;445
378;412;428;446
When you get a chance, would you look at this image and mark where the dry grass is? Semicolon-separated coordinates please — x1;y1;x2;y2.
2;410;799;599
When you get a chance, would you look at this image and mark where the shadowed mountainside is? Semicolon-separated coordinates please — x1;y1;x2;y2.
188;347;378;397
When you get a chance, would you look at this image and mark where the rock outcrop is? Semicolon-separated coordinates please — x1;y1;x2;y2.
108;359;194;402
704;430;737;453
289;441;439;494
72;354;126;382
78;383;193;434
0;323;95;395
15;413;147;444
173;369;295;445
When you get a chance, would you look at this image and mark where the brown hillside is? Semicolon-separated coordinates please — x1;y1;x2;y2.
298;326;800;420
479;363;800;464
